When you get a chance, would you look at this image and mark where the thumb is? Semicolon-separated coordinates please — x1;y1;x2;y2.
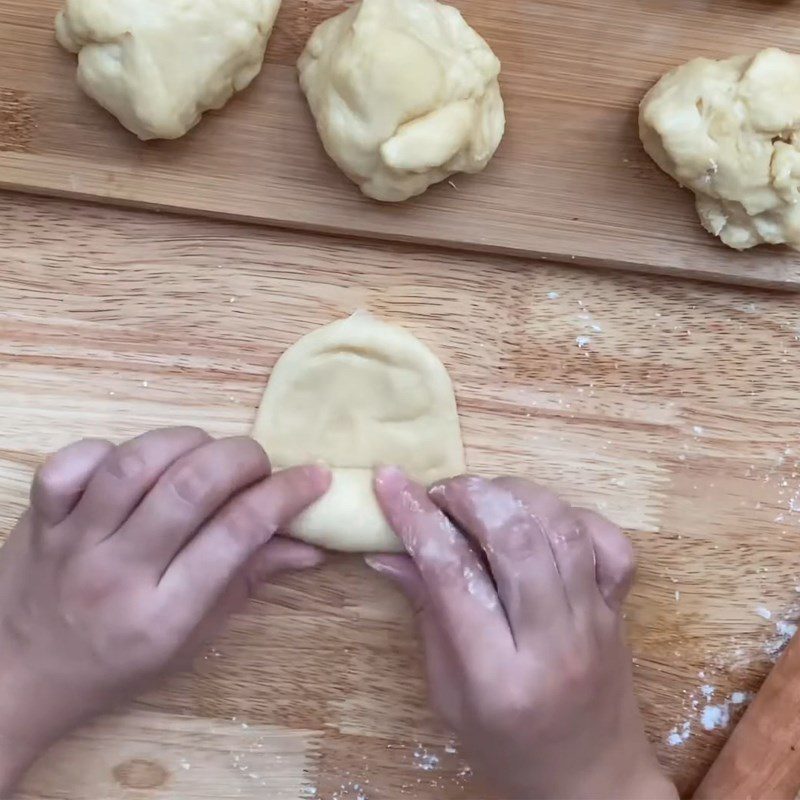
367;554;461;725
365;554;428;615
245;536;326;587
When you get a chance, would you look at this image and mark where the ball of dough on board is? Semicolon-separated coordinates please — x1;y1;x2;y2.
640;47;800;250
55;0;281;141
297;0;505;202
252;313;465;553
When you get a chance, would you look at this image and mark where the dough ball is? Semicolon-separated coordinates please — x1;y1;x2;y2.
297;0;505;202
252;313;465;552
55;0;281;140
640;48;800;250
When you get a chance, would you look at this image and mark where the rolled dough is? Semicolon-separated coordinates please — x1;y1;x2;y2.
252;313;465;552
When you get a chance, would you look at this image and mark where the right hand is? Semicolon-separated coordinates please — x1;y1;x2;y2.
370;469;677;800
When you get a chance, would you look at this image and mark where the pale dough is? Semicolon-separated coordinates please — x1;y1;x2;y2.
297;0;505;202
252;313;465;552
55;0;281;140
640;48;800;250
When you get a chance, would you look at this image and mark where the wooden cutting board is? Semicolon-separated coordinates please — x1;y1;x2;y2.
3;0;800;288
3;192;800;799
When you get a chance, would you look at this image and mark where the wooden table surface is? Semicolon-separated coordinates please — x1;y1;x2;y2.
4;0;800;287
2;191;800;799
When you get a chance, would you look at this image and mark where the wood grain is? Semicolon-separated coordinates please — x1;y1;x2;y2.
3;0;800;287
2;192;800;798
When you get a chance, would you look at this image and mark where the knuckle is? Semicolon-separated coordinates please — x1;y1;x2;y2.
438;473;486;497
474;681;535;733
609;535;636;583
116;614;182;667
173;426;212;441
497;685;534;719
493;477;570;519
491;476;553;503
154;426;213;449
547;513;589;550
490;476;532;493
169;463;215;507
577;509;637;586
495;518;539;557
106;444;147;481
560;648;594;687
33;461;63;496
234;436;270;470
63;567;120;612
219;500;272;548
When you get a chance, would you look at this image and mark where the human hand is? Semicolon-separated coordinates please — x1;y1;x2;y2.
0;427;329;795
370;469;677;800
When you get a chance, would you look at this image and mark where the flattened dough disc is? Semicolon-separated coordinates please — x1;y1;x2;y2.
252;313;465;552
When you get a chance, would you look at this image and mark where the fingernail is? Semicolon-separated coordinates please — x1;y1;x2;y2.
305;463;332;490
364;554;384;572
374;465;405;488
297;549;327;569
364;554;405;578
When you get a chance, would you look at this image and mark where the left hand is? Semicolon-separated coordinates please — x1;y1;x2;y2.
0;427;330;794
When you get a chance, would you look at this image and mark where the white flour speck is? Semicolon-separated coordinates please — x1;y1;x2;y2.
666;720;691;746
765;615;799;659
755;606;773;620
700;691;752;731
701;704;730;731
547;291;560;299
576;336;591;349
413;746;440;772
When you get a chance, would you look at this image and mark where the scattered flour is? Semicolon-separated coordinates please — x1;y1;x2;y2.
413;745;440;772
666;679;753;745
700;704;730;731
764;617;799;660
666;721;691;746
700;691;752;731
331;781;369;800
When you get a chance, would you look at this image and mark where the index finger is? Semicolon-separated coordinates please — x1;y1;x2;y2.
374;466;515;659
159;465;331;620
